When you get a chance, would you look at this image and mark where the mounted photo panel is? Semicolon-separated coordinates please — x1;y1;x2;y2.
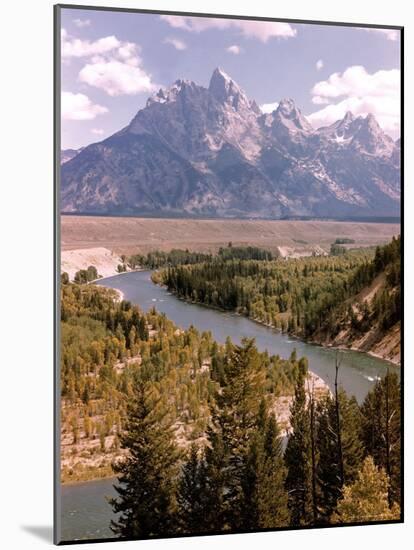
54;4;403;544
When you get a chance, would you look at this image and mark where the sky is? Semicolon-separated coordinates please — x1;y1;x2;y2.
60;7;401;150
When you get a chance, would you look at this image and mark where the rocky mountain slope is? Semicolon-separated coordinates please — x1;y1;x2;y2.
61;68;400;218
61;147;83;164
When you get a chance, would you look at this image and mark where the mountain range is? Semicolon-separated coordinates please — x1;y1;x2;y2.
61;68;400;219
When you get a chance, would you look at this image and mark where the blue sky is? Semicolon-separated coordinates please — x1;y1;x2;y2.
60;7;401;149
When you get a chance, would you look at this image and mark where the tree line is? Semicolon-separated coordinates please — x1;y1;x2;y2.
156;237;400;340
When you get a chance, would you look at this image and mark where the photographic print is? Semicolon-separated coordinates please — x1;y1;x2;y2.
55;5;402;544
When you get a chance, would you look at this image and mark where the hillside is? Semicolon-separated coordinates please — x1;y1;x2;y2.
156;237;401;365
61;68;400;219
312;238;401;364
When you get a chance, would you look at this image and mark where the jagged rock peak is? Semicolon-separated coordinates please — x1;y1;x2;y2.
208;67;248;107
342;111;355;123
146;79;197;106
364;112;381;130
275;98;313;132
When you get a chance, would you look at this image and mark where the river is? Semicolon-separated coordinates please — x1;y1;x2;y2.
61;270;399;542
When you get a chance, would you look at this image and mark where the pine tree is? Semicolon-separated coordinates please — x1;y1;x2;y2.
177;444;208;534
201;338;267;532
361;372;401;505
110;381;181;538
332;457;400;524
316;391;363;522
284;359;313;526
254;413;289;528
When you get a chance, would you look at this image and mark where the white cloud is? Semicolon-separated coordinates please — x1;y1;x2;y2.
308;65;400;136
62;29;120;58
62;29;156;96
91;128;105;135
62;91;108;120
164;37;187;50
364;28;400;41
260;102;279;114
79;60;156;96
73;18;91;28
227;45;241;55
311;65;399;100
160;15;296;42
312;96;329;105
316;59;324;71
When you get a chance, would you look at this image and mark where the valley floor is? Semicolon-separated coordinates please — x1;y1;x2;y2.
61;215;400;256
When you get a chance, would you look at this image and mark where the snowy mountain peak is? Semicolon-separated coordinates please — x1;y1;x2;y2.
61;70;400;219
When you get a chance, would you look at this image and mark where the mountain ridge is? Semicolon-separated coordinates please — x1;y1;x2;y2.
61;68;400;219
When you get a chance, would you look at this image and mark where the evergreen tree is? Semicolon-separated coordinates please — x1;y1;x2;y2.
201;338;267;531
284;358;313;526
177;444;208;534
110;381;181;538
316;391;363;522
361;372;401;504
254;413;289;528
332;457;400;524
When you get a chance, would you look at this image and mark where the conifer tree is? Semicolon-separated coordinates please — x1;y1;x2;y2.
201;338;267;531
361;372;401;504
255;413;289;528
316;391;363;522
177;444;208;534
110;381;181;538
284;358;313;526
332;457;400;524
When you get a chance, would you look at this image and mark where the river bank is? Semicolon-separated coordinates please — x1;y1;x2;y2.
151;279;400;367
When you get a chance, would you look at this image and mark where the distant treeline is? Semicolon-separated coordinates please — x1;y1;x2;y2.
126;245;275;270
156;237;400;340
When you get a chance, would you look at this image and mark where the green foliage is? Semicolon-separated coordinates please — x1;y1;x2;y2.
177;444;208;534
284;360;313;526
157;237;400;342
158;248;375;337
361;372;401;504
245;411;289;529
334;238;356;245
61;274;401;533
217;245;274;261
127;246;275;271
111;382;182;538
61;271;69;285
316;391;364;522
128;249;212;270
332;457;400;524
330;243;347;256
74;265;99;283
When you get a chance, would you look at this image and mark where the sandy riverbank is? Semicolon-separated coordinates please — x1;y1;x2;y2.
61;246;122;280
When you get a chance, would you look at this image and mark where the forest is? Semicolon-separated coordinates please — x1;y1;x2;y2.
155;237;400;342
60;281;299;482
60;279;401;535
